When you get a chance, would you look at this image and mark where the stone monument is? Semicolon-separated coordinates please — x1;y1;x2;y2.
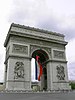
4;23;71;91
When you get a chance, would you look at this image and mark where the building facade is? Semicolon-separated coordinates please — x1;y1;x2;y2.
4;23;71;90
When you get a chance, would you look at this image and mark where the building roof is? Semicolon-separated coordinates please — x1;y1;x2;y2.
10;23;64;37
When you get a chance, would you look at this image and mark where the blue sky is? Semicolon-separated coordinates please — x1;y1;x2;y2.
0;0;75;82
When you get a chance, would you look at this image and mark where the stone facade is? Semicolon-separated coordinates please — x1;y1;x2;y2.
4;23;71;90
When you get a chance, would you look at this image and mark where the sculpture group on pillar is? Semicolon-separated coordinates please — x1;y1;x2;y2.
56;64;65;80
14;62;25;79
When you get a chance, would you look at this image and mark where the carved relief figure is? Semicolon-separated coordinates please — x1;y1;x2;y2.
56;64;65;80
53;50;65;59
14;62;24;79
13;44;28;55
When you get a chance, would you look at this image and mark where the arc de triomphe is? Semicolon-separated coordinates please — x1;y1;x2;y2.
4;23;70;90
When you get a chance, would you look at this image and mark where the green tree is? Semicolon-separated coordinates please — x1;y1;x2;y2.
69;82;75;90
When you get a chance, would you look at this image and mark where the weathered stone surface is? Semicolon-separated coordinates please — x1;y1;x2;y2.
4;23;71;91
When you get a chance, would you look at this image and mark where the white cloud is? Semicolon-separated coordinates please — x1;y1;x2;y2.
66;39;75;80
66;38;75;63
0;0;13;82
0;0;75;81
8;0;75;35
67;62;75;80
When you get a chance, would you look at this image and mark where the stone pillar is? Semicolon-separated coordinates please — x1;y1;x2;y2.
3;64;7;89
50;61;71;90
5;57;32;90
47;62;53;90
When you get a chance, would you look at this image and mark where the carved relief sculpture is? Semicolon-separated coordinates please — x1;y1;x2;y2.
13;44;28;55
14;62;24;79
56;64;65;80
53;50;65;59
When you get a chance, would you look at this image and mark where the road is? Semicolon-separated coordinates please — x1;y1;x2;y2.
0;91;75;100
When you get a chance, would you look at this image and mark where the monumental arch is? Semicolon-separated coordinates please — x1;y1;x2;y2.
4;23;70;90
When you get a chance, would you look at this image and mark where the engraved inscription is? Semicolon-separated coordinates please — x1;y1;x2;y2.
12;44;28;54
53;50;65;59
56;65;65;80
14;62;24;79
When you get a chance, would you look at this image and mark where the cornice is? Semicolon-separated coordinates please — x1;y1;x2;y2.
11;23;64;37
4;31;67;47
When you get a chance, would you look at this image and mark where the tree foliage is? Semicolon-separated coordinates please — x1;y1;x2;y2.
69;82;75;90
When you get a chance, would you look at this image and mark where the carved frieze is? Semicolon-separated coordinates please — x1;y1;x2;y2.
11;36;64;49
53;50;65;59
56;64;65;80
12;44;28;55
14;62;24;79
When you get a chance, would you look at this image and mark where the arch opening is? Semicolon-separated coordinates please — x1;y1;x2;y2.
31;49;49;91
32;49;49;63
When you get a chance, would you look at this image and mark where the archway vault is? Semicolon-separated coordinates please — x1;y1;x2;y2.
31;49;49;90
30;45;51;61
32;49;49;64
